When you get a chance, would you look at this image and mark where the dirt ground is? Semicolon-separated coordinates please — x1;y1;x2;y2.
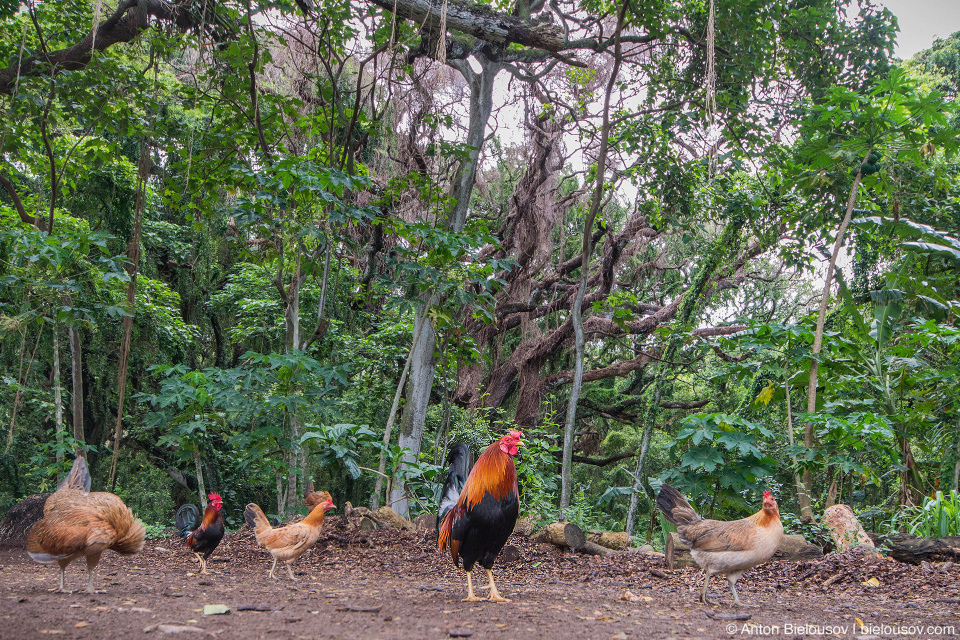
2;517;959;640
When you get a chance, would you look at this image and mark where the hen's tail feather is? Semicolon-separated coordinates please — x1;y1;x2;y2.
60;456;92;493
656;484;702;528
437;443;472;531
110;508;146;556
175;504;201;539
244;503;272;535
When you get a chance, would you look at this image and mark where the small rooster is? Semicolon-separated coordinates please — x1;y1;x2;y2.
438;430;522;602
176;493;225;574
243;491;335;580
657;484;783;607
26;456;145;593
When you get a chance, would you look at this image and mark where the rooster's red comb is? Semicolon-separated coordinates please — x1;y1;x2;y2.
208;492;222;503
763;490;772;499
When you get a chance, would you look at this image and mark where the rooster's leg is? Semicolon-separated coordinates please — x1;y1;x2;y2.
285;562;297;581
483;568;510;603
461;571;482;602
194;552;205;574
268;557;278;579
700;573;715;605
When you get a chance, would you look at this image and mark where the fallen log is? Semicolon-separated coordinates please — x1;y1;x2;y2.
871;533;960;565
586;530;631;550
580;540;617;557
532;521;587;551
823;504;880;557
513;516;537;537
665;532;822;570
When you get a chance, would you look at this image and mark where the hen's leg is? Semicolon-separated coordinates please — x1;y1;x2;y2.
285;562;297;581
85;553;103;594
728;576;755;607
484;568;510;603
461;571;482;602
268;557;278;579
700;572;715;605
57;559;71;593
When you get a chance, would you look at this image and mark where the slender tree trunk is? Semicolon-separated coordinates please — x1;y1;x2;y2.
372;300;431;509
4;330;27;454
194;449;207;508
559;6;624;512
785;381;810;517
53;323;64;466
391;305;436;515
387;55;500;516
276;469;285;518
803;160;866;519
65;293;85;457
287;414;301;511
109;140;148;488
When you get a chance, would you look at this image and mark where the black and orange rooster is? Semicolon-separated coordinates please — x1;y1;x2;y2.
438;430;522;602
176;493;225;574
26;456;145;593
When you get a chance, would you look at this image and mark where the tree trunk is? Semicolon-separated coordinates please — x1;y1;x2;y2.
276;468;284;519
390;304;436;516
371;299;432;509
53;324;64;466
193;449;207;509
388;55;499;516
870;533;960;564
67;319;85;457
804;161;866;518
108;139;148;488
559;0;624;514
286;413;301;511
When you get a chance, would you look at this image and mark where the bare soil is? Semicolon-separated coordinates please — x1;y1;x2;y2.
2;517;959;639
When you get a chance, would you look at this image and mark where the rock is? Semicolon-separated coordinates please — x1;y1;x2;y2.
414;513;437;531
202;604;230;615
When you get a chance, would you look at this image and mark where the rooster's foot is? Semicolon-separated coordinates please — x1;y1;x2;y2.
461;596;483;602
486;595;511;603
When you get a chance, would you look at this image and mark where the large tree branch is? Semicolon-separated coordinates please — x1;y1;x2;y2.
0;172;46;231
0;0;195;95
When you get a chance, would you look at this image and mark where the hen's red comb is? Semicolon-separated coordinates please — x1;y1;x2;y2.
763;490;772;499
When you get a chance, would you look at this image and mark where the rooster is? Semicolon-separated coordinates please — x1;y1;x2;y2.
26;456;145;593
243;491;335;580
175;493;225;574
657;484;783;607
438;430;522;602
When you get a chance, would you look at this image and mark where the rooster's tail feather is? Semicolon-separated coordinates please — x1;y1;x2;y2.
175;504;201;539
656;484;702;528
437;443;472;531
244;503;271;535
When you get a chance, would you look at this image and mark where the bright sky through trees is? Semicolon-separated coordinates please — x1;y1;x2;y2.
881;0;960;58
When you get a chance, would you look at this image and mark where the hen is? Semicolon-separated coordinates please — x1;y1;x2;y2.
26;456;145;593
243;491;335;580
176;493;225;574
438;430;522;602
657;484;783;606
